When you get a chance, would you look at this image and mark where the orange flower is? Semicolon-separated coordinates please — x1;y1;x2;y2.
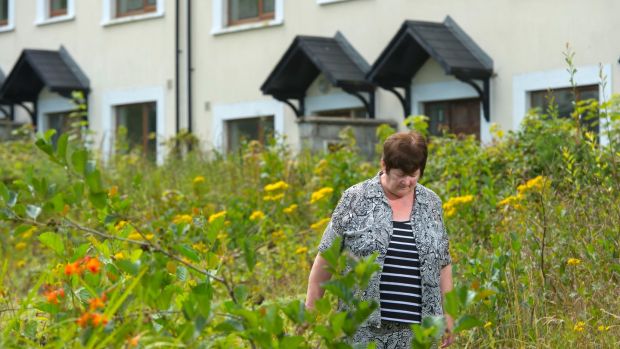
65;262;81;276
128;335;141;347
44;288;65;304
76;313;91;328
90;313;109;327
89;297;105;311
85;258;102;274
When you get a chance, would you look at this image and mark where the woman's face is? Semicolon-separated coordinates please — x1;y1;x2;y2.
381;164;420;198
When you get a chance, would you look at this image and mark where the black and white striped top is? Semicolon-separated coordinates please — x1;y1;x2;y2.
379;220;422;324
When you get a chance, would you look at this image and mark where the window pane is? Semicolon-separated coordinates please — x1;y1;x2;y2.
0;0;8;22
46;112;72;145
227;116;274;152
119;0;145;13
230;0;259;21
147;0;156;5
116;102;157;160
51;0;67;11
262;0;275;13
530;85;599;118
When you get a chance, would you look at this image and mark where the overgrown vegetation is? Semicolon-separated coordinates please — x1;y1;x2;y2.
1;85;619;347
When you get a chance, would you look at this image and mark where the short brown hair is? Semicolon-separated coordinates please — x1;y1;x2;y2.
382;131;428;177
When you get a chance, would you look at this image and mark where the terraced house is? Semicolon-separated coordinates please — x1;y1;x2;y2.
0;0;618;162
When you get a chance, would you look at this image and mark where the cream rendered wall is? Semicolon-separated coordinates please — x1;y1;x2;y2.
0;0;177;161
193;0;620;151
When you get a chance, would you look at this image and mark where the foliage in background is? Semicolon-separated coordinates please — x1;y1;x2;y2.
1;86;619;348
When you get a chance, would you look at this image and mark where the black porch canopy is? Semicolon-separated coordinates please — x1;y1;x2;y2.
0;46;89;125
367;16;493;121
261;32;376;118
0;68;12;120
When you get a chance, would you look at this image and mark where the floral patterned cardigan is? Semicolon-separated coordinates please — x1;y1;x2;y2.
318;173;452;328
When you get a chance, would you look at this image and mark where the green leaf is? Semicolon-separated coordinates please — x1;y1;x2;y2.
56;133;69;164
86;170;103;193
89;192;107;209
0;182;9;203
175;244;200;263
26;205;42;220
38;232;65;256
115;259;138;275
443;289;460;318
35;138;55;158
233;285;248;303
71;149;88;175
454;315;484;333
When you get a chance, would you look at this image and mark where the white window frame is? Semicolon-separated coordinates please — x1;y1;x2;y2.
35;0;75;26
317;0;356;5
37;88;80;132
101;86;165;164
0;0;15;33
211;99;284;151
411;79;492;143
512;64;612;145
211;0;284;36
101;0;165;27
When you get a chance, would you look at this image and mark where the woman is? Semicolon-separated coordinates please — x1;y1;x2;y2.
305;131;454;348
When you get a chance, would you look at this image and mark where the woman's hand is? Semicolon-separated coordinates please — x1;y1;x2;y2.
441;314;455;348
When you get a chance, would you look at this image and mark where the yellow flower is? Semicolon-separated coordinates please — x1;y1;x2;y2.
108;185;118;197
442;195;474;217
192;242;208;253
208;210;227;223
21;226;37;239
314;159;328;175
283;204;298;214
115;220;129;231
517;176;547;194
16;259;26;268
249;210;265;221
598;325;610;331
295;246;308;255
497;195;521;208
172;214;193;225
16;242;27;250
310;187;334;204
311;217;331;230
114;252;125;260
567;258;581;266
484;322;493;329
263;193;285;201
573;321;585;332
127;232;154;241
193;176;206;185
264;180;289;192
271;230;285;242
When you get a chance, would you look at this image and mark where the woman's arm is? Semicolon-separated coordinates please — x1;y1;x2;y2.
440;264;454;347
305;254;332;309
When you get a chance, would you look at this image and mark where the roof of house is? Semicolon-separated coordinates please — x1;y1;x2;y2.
261;32;374;99
0;47;89;102
367;16;493;87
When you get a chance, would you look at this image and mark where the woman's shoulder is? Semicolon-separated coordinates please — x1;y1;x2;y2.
416;183;442;206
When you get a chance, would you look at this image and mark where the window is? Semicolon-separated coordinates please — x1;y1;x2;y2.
314;107;366;118
0;0;9;26
116;0;156;18
36;0;74;25
116;102;157;160
45;111;73;145
530;85;599;133
49;0;67;17
226;116;274;152
424;98;480;138
211;0;282;35
228;0;274;26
